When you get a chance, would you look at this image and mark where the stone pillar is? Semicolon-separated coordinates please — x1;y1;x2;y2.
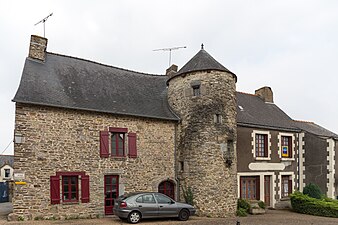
28;35;48;61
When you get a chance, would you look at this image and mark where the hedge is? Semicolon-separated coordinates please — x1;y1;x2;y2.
291;192;338;218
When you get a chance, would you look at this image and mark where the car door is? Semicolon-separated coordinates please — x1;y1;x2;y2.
154;193;178;217
135;194;158;218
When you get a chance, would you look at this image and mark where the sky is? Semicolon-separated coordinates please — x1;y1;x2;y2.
1;0;338;155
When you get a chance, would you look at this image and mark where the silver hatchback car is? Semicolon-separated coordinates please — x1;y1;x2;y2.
113;192;196;224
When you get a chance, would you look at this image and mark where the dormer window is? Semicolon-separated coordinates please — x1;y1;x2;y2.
192;85;200;96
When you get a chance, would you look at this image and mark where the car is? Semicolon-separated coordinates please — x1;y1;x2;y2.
113;192;196;224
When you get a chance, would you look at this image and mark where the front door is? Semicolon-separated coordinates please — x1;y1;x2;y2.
264;176;271;206
104;175;119;215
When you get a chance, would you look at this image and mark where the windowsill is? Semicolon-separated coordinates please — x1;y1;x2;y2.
62;201;79;205
280;197;290;201
255;157;271;161
111;156;127;161
281;158;295;161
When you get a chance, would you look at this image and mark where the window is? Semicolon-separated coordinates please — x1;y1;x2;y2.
136;194;156;204
111;133;125;157
62;176;78;202
50;172;89;204
4;169;10;178
192;85;200;96
281;136;292;158
281;175;292;198
255;134;268;157
240;176;260;200
215;114;222;124
100;127;137;158
155;193;172;204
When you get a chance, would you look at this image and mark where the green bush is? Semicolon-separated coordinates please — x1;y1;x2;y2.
291;191;338;218
236;207;248;217
303;183;322;199
258;200;266;209
182;186;194;205
237;198;250;211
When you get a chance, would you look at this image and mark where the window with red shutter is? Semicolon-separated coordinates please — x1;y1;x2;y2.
100;131;109;158
50;175;60;204
128;132;137;158
81;175;90;203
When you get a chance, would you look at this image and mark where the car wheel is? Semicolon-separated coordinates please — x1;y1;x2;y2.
178;209;190;221
127;211;141;224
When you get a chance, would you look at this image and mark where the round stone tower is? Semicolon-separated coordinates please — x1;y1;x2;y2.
167;45;237;217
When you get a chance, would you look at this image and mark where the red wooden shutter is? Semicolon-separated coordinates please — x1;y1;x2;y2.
100;131;109;158
81;175;90;203
128;132;137;158
50;175;60;204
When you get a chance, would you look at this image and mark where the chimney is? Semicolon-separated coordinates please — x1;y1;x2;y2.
255;86;273;103
28;35;48;61
166;64;178;77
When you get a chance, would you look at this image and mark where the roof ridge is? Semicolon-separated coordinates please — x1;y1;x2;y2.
47;52;164;77
236;91;257;97
293;120;315;124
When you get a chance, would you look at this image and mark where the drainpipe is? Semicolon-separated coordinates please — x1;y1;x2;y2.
174;123;180;201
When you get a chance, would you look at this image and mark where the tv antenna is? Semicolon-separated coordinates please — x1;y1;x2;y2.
34;13;53;37
153;46;187;66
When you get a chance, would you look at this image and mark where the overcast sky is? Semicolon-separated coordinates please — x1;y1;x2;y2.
1;0;338;155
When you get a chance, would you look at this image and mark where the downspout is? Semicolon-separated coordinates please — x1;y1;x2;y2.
174;123;180;201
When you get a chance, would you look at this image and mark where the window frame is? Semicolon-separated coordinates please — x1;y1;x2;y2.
255;134;268;157
252;130;271;160
281;175;292;198
240;176;260;200
111;132;125;157
192;85;200;97
4;169;10;178
278;133;295;160
62;175;79;203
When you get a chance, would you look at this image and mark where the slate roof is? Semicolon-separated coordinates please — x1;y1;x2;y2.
167;49;237;83
236;92;299;131
293;120;338;139
0;155;14;168
13;53;179;121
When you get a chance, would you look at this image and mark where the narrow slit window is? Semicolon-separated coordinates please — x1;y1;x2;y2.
192;85;200;96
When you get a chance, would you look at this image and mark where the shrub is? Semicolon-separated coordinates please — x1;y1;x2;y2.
182;186;194;205
291;191;338;218
303;183;322;199
237;198;250;211
236;207;248;217
258;200;266;209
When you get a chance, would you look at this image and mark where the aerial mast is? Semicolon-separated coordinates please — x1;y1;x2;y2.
153;46;187;67
34;13;53;37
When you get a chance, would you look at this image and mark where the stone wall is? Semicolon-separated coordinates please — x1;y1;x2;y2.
12;103;176;220
168;70;237;217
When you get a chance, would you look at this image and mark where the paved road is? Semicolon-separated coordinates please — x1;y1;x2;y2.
0;205;337;225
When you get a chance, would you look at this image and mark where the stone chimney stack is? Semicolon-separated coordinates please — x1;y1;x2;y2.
255;86;274;103
28;35;48;61
166;64;178;77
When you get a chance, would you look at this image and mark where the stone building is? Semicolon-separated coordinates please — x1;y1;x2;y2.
10;35;337;220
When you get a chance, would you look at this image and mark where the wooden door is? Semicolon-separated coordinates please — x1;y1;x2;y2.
104;175;119;215
264;176;271;206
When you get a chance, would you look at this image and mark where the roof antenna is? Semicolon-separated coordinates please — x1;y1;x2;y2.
153;46;187;67
34;13;53;38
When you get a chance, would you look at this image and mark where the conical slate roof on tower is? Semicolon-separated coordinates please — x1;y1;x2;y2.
171;44;236;81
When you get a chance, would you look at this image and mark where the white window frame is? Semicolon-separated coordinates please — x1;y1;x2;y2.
278;172;295;199
237;172;276;208
252;130;271;160
278;133;295;161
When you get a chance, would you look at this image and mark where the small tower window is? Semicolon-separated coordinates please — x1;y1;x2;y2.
214;114;223;124
192;85;200;96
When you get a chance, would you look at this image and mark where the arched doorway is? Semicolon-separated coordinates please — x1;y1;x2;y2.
158;180;175;199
